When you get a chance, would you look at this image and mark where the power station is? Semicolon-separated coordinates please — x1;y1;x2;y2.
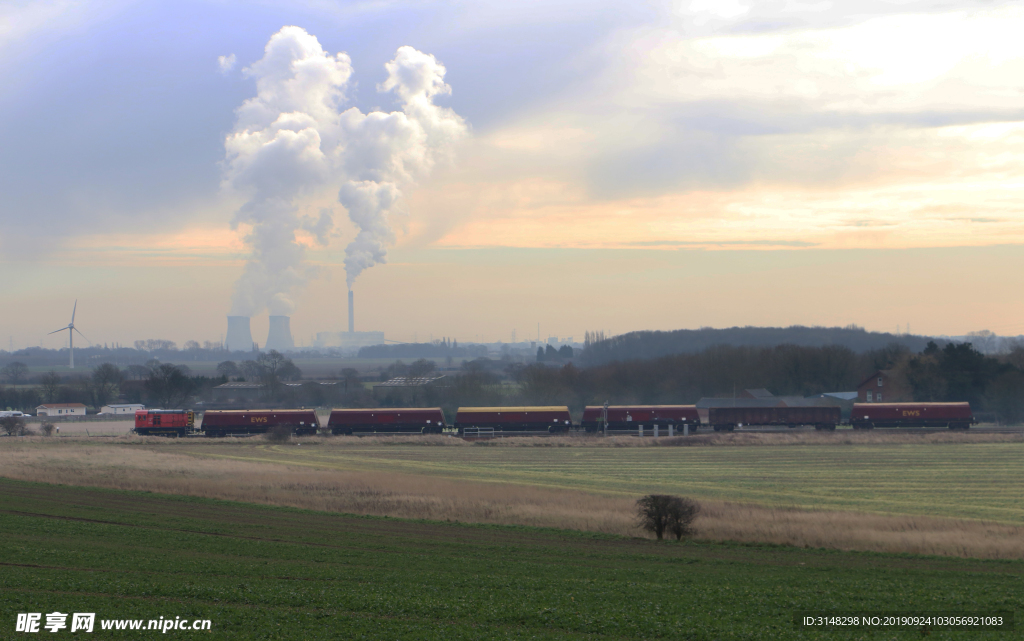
225;289;381;353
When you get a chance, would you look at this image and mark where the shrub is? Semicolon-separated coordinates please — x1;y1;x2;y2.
265;424;292;443
39;423;55;437
0;416;27;437
636;494;700;541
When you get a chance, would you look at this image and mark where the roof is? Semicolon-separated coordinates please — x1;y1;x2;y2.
214;381;338;390
816;392;859;401
203;409;317;414
856;369;894;388
584;405;697;410
36;403;86;409
375;375;447;388
741;388;775;399
851;402;970;408
331;407;442;413
696;397;841;409
102;404;145;408
457;406;570;412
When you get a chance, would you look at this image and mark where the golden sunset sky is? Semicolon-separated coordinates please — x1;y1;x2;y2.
2;1;1023;347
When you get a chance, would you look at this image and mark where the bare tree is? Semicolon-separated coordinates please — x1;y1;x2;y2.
40;371;61;403
666;497;700;541
125;364;152;381
1;362;29;386
636;494;700;541
91;363;124;406
0;416;27;436
145;364;195;407
216;361;240;378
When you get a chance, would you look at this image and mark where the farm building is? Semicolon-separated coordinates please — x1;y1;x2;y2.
100;403;145;415
696;389;847;423
212;381;339;402
36;403;87;417
373;375;448;402
856;370;911;402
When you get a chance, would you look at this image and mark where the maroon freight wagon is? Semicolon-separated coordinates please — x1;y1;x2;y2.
200;409;320;437
134;409;196;437
709;406;840;431
327;408;446;435
580;405;700;434
850;403;974;429
454;406;572;434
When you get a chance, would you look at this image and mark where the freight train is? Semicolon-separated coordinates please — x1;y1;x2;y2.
709;406;841;431
133;401;975;438
850;402;975;429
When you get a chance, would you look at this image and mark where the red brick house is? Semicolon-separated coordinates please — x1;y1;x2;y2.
856;369;910;402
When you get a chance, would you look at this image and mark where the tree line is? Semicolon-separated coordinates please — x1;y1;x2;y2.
372;342;1024;424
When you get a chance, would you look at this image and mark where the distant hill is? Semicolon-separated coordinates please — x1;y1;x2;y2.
580;326;940;367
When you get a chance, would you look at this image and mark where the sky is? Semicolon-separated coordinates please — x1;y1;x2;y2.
2;0;1024;350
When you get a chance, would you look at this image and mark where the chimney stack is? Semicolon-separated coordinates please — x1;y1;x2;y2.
226;316;253;353
348;289;354;333
265;316;295;352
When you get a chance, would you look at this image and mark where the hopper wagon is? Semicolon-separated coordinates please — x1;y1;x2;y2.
709;406;840;431
134;409;196;437
328;408;446;435
850;402;974;429
200;409;320;437
455;406;572;434
580;405;700;434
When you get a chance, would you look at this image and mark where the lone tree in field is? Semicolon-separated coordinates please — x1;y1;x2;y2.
636;494;700;541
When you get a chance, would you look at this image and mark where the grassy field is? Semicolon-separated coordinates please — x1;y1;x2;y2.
0;478;1019;640
176;439;1024;524
2;436;1023;558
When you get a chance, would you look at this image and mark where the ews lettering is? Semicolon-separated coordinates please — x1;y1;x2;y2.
251;417;268;423
902;410;921;417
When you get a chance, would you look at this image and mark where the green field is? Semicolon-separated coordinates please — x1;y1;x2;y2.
177;441;1024;524
0;478;1019;640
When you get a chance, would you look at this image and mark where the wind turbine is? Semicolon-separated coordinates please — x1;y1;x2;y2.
48;301;90;369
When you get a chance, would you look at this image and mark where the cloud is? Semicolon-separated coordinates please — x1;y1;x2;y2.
222;26;467;316
223;25;353;316
217;53;236;74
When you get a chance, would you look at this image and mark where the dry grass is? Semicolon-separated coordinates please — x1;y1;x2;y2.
470;431;1024;447
1;440;1023;559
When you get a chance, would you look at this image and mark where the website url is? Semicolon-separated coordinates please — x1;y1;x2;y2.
16;613;212;633
101;618;212;632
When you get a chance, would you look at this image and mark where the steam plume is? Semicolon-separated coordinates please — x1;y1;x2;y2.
222;27;466;317
339;45;467;288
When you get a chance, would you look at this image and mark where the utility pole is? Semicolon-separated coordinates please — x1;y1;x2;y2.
602;401;609;437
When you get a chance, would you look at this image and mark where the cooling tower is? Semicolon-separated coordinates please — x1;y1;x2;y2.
348;289;354;333
226;316;253;352
265;315;295;352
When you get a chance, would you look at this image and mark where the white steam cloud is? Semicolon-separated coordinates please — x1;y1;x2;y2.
222;26;466;317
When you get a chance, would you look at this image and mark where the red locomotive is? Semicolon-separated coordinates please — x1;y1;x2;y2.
327;408;446;435
200;409;320;437
580;405;700;434
454;406;572;433
850;403;974;429
709;406;840;431
134;409;196;437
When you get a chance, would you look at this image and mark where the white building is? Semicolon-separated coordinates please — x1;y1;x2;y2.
100;403;145;415
36;403;87;417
